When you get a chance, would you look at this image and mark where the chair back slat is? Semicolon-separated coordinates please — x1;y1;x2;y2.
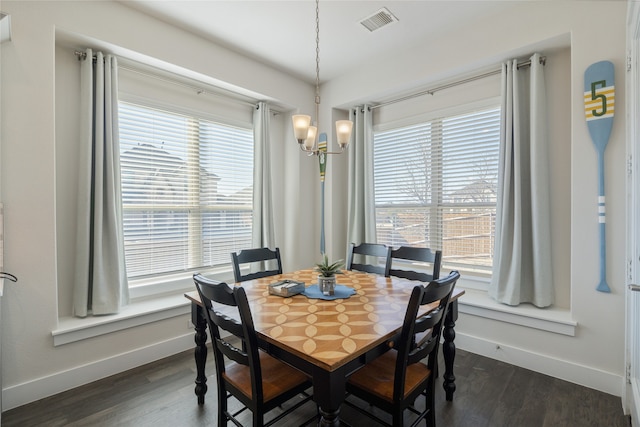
389;246;442;282
421;279;454;303
407;335;438;366
211;310;245;340
413;306;444;335
238;269;282;282
346;243;392;276
348;262;384;275
232;247;283;283
216;336;249;366
197;275;237;306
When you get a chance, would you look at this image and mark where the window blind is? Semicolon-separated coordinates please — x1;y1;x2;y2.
374;106;500;274
119;101;254;279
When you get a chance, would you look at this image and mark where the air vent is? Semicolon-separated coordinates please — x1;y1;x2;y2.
359;7;398;32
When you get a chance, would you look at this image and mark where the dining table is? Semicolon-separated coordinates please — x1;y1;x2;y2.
184;268;464;426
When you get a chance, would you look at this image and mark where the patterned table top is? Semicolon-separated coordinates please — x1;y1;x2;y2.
186;269;463;372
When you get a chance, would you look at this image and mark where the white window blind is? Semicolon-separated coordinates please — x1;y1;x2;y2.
119;101;254;279
374;106;500;274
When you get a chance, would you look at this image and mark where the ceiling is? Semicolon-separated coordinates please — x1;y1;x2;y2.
120;1;512;84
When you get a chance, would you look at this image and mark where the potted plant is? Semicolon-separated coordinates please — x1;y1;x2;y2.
315;254;344;296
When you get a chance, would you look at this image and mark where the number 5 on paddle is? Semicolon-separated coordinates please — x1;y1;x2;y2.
584;61;614;293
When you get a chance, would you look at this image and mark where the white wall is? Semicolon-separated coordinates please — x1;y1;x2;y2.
0;0;321;410
322;1;627;396
0;0;629;411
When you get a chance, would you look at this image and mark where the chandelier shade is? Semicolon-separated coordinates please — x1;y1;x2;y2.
292;114;311;143
303;125;318;150
336;120;353;148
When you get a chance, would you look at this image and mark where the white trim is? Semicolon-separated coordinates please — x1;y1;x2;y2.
118;93;253;131
625;0;640;420
128;265;232;300
631;379;640;424
456;333;623;397
53;268;231;346
373;97;501;133
458;288;577;336
52;294;191;346
3;334;194;411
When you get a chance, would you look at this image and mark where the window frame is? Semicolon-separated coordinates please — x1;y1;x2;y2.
117;93;255;297
373;97;501;279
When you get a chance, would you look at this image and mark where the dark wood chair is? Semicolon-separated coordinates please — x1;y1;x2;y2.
389;246;442;282
345;270;460;427
390;246;444;382
193;274;313;427
345;242;392;276
231;247;283;283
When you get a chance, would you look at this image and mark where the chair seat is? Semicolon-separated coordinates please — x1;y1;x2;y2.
223;350;310;403
348;350;432;403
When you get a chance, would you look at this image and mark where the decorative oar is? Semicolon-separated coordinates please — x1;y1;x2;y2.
584;60;615;293
318;132;328;255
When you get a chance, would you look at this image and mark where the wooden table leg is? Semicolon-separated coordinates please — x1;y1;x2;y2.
191;303;208;405
442;299;458;401
313;366;347;426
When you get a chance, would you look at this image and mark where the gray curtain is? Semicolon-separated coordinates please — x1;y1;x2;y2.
251;102;275;249
346;105;376;254
489;53;553;307
73;49;129;317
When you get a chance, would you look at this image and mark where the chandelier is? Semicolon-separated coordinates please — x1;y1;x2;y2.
291;0;353;155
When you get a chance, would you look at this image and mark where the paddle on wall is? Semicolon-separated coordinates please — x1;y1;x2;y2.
584;60;614;293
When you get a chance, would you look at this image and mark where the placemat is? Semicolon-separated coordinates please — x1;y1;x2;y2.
303;284;356;300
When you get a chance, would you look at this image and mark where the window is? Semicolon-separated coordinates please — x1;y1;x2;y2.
118;101;254;279
374;106;500;275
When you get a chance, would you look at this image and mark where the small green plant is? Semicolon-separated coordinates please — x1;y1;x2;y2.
315;254;345;277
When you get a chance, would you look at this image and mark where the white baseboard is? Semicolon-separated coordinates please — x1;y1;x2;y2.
456;332;624;397
2;333;195;411
2;331;624;412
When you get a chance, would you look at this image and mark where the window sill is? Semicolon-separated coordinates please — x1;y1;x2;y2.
52;293;191;346
52;274;576;346
457;288;577;336
52;269;232;346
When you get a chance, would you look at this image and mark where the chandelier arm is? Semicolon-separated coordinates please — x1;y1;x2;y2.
299;145;318;156
299;150;344;157
322;149;347;155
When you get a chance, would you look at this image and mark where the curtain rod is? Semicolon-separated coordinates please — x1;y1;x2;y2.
73;50;268;111
372;56;546;110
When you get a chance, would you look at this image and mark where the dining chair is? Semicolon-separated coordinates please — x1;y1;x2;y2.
390;246;444;383
193;274;314;427
389;246;442;282
345;242;392;276
345;270;460;427
231;247;283;283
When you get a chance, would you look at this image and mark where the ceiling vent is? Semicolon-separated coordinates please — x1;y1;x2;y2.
359;7;398;32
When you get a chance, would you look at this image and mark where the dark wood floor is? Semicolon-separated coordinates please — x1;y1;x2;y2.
3;348;630;427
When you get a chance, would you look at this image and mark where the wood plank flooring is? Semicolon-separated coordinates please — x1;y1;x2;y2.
3;348;630;427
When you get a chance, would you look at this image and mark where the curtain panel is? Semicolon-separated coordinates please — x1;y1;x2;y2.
346;105;377;257
73;49;129;317
251;102;275;250
489;53;553;307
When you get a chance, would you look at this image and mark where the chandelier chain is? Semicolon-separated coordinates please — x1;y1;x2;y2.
315;0;320;125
